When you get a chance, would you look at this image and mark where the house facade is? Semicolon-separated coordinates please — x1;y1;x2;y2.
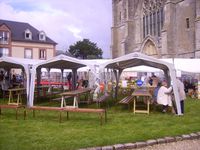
111;0;200;58
0;19;56;59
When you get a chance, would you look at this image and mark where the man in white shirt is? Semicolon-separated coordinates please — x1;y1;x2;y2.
157;81;173;113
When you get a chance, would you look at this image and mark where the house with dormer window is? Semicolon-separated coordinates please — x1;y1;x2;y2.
0;19;57;59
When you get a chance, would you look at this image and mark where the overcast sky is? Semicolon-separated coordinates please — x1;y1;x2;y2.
0;0;112;58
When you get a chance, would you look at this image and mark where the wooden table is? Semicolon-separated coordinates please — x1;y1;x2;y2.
8;88;26;106
59;88;92;108
132;88;152;114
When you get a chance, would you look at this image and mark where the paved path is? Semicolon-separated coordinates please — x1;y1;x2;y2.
135;139;200;150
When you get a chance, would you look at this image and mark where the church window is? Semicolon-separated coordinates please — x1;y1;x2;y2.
143;0;166;38
153;12;156;36
157;11;160;36
146;15;149;35
150;13;153;35
119;11;122;22
186;18;190;28
143;16;146;38
124;9;127;19
161;7;164;28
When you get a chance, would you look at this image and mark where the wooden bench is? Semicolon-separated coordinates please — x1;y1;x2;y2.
0;104;26;120
29;106;63;123
118;95;134;109
94;94;109;108
63;107;107;125
29;106;107;125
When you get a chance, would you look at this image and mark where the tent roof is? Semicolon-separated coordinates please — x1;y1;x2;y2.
101;52;173;71
173;59;200;73
35;54;87;69
123;65;162;73
160;58;200;73
0;56;43;69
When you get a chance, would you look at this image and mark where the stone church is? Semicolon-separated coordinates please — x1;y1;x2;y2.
111;0;200;58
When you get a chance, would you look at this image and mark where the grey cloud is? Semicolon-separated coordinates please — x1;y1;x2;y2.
0;0;112;58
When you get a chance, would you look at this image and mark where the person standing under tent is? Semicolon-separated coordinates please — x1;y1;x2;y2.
153;82;162;104
141;72;148;86
176;78;186;115
151;73;159;87
93;78;101;100
67;72;72;90
0;71;4;96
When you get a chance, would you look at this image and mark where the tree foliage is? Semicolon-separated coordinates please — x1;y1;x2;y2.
68;39;103;59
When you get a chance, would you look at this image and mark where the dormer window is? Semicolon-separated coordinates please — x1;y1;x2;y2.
24;29;32;40
39;31;46;41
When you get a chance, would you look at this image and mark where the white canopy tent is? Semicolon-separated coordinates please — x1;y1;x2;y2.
29;54;88;107
173;59;200;73
40;59;111;89
0;56;44;106
161;58;200;74
2;54;199;111
100;52;182;115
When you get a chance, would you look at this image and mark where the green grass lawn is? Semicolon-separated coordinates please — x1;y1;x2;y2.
0;97;200;150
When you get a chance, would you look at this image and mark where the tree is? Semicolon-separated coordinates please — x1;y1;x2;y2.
68;39;103;59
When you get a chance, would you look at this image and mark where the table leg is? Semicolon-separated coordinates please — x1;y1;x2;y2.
8;91;12;104
147;98;150;114
19;91;23;104
17;93;20;104
63;97;66;107
73;96;78;108
133;98;136;114
61;96;64;108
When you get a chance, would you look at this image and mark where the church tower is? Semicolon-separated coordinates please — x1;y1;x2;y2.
111;0;199;58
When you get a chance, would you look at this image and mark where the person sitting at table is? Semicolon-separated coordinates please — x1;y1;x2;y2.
157;81;173;113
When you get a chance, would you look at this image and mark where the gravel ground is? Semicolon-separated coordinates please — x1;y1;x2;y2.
135;139;200;150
